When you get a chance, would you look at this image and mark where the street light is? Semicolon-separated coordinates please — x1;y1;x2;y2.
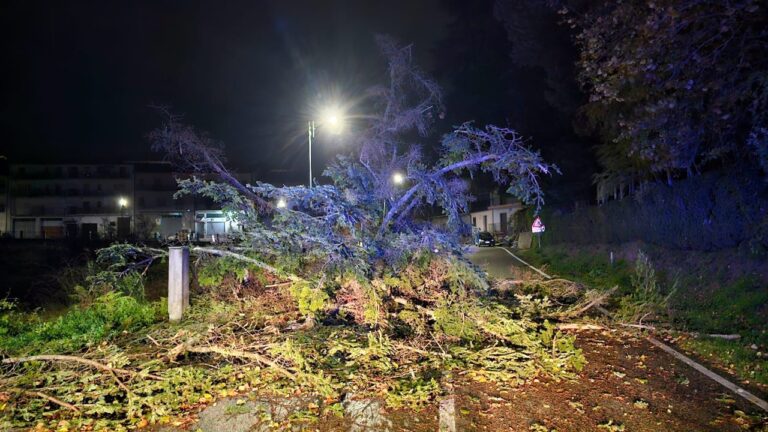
392;172;405;185
118;197;128;216
276;198;287;209
383;172;406;215
308;105;346;188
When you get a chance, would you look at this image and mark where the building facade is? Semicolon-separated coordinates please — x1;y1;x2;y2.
469;202;523;234
5;162;248;241
8;164;134;239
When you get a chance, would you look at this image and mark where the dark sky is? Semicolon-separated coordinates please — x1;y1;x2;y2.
0;0;452;183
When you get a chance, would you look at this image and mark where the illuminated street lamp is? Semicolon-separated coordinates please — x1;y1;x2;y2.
308;105;345;189
383;172;406;214
392;172;405;185
276;198;287;209
118;197;128;215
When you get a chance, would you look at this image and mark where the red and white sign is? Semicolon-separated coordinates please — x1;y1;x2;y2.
532;216;545;233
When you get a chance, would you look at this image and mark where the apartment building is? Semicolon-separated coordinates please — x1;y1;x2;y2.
8;164;134;239
133;162;245;241
5;162;248;241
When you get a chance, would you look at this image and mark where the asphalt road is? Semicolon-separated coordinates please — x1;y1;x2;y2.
466;246;523;280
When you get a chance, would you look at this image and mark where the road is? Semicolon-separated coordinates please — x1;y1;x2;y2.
466;246;523;280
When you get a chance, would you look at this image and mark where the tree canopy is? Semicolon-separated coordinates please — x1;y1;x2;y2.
557;0;768;191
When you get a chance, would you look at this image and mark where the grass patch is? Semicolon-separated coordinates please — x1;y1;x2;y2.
679;337;768;387
517;247;632;292
672;276;768;335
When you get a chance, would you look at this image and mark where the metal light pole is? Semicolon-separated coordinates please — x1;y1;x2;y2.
308;120;316;188
308;105;344;189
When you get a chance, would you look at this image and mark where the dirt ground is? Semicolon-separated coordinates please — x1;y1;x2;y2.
452;328;767;431
151;328;766;432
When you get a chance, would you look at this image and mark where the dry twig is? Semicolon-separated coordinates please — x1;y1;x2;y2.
12;389;80;413
2;355;164;381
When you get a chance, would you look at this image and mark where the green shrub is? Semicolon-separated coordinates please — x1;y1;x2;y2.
614;251;675;323
66;262;147;304
0;292;163;355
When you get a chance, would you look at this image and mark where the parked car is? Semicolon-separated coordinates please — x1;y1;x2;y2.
475;231;495;247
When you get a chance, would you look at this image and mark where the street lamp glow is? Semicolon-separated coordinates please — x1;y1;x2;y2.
118;197;128;207
320;106;344;134
308;102;349;188
392;172;405;185
276;198;287;209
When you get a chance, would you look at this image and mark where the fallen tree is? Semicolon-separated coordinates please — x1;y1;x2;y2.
1;37;585;429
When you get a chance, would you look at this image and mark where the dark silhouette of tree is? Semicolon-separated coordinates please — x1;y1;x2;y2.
553;0;768;195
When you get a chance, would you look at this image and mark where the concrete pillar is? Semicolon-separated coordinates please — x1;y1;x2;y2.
439;396;457;432
168;246;190;321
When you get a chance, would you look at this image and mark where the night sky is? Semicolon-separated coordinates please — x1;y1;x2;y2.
0;0;592;198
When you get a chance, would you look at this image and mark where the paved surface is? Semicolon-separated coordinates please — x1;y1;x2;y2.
466;246;522;280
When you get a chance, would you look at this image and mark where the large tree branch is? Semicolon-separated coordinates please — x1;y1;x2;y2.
191;247;302;283
2;355;164;381
377;154;498;236
201;150;271;211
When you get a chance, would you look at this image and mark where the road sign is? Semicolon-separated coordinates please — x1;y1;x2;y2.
532;216;545;233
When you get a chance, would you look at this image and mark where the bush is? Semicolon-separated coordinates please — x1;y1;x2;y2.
0;292;163;355
614;252;675;324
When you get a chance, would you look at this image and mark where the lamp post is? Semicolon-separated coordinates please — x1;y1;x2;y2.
308;120;315;188
308;107;344;189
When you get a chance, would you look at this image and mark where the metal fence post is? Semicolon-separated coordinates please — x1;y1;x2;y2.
168;246;189;321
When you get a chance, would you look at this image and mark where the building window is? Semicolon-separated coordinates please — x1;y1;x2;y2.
96;201;102;209
138;197;145;206
472;217;476;226
83;201;91;211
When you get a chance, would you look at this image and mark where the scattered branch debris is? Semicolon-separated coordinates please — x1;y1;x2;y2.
1;354;164;381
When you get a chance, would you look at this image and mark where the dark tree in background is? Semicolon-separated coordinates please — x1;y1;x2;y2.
550;0;768;200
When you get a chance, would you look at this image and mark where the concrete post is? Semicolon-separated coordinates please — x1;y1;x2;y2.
168;246;190;321
439;396;457;432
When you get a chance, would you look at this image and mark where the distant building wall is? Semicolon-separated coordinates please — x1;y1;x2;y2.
8;164;133;239
469;202;523;234
5;161;251;241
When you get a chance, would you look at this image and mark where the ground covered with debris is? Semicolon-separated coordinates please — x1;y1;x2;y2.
2;248;766;431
